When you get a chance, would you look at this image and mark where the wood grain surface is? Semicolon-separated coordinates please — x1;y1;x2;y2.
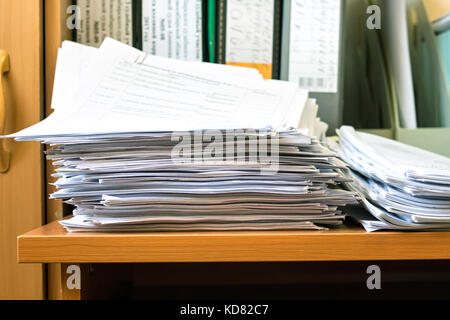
18;221;450;264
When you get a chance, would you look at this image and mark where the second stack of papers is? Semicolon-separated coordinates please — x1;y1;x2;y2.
330;126;450;232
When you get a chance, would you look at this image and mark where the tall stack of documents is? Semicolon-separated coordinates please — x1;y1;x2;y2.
6;38;357;232
330;126;450;232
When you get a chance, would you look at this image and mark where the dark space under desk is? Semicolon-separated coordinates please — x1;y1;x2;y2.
17;221;450;300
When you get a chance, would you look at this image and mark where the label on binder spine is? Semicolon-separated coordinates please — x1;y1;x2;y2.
287;0;341;92
225;0;275;79
142;0;203;61
76;0;133;47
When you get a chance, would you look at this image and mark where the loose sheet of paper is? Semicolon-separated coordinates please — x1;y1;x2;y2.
12;38;302;138
226;0;274;64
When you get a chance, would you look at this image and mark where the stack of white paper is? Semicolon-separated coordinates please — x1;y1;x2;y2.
330;126;450;232
5;38;358;232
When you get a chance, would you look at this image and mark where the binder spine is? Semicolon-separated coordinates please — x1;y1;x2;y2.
75;0;134;47
202;0;209;62
133;0;142;49
272;0;282;79
220;0;277;79
216;0;226;64
279;0;292;81
141;0;203;61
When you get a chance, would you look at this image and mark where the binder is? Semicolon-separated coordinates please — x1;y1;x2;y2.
76;0;135;47
76;0;205;61
433;13;450;126
141;0;204;61
133;0;142;49
216;0;282;79
207;0;216;63
342;0;394;134
281;0;345;134
437;30;450;94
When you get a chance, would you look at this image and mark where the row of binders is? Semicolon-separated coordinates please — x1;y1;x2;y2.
75;0;341;89
75;0;343;134
5;38;358;232
75;0;450;132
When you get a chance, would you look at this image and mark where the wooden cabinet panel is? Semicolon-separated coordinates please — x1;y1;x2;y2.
0;0;44;300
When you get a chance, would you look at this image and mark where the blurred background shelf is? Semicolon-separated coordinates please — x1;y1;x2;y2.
344;0;450;156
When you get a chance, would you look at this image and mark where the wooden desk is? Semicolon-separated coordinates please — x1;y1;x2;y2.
18;221;450;264
17;221;450;300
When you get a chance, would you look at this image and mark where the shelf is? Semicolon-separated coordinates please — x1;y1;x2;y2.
17;220;450;263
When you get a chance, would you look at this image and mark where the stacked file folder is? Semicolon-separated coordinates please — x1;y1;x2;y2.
6;38;358;232
330;126;450;232
46;129;357;232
